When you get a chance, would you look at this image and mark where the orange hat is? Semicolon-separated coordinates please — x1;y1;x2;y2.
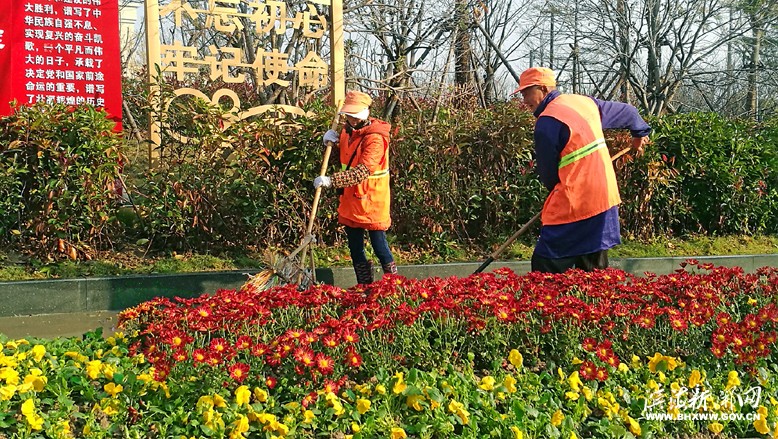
339;90;372;117
512;67;556;95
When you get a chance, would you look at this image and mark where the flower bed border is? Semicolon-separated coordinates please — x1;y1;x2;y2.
0;254;774;317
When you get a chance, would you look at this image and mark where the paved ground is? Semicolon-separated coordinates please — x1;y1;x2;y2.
0;311;118;339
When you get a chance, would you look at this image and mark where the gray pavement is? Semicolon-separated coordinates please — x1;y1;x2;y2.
0;311;118;339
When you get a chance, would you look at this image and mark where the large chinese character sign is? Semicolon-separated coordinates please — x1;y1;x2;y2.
144;0;343;153
0;0;123;123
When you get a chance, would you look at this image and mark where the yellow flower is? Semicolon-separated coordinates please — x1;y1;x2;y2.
618;363;629;373
510;426;523;439
626;416;641;435
570;433;578;439
725;371;740;390
235;385;251;407
551;409;564;426
230;414;249;439
754;417;769;434
504;375;517;393
303;410;315;424
21;399;44;430
572;356;583;365
567;371;582;392
748;297;758;305
406;394;424;411
688;369;702;388
104;382;123;397
213;393;227;408
631;355;641;368
565;391;580;401
708;422;724;434
390;427;407;439
86;360;102;380
375;384;387;394
508;350;523;369
581;386;593;401
0;367;20;386
0;384;16;401
356;398;371;414
31;345;46;362
393;372;407;394
254;387;268;403
351;422;361;433
479;376;496;391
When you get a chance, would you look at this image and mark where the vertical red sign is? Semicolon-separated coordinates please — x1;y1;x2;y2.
0;0;122;127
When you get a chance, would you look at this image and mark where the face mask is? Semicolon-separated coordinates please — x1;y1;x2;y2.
346;119;369;133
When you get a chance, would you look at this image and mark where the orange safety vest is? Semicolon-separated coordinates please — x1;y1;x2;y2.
539;94;621;225
337;118;392;230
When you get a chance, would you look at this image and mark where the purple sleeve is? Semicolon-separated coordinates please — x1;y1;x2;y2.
534;116;569;191
592;98;652;137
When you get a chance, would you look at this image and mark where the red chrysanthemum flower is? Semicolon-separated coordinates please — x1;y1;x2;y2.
345;348;363;368
595;367;609;381
301;391;317;408
316;353;335;375
293;347;316;367
670;316;688;331
173;350;187;362
192;349;207;363
579;360;597;381
265;376;277;389
582;338;598;352
210;338;229;354
236;336;253;350
229;362;250;383
252;343;269;357
341;330;359;344
322;335;339;349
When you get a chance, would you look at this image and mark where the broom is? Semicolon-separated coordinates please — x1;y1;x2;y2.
242;101;343;292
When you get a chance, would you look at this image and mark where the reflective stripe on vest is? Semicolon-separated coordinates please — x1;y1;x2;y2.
558;138;606;168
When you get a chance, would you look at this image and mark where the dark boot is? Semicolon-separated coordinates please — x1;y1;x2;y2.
381;261;398;275
353;261;374;285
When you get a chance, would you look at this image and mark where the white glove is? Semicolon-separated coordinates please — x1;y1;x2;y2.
314;175;332;189
323;129;339;146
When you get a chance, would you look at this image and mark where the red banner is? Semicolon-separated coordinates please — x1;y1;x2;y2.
0;0;122;127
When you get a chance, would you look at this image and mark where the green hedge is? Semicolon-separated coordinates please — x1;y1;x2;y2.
1;99;777;260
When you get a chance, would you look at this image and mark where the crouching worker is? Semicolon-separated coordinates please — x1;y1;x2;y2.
313;90;397;285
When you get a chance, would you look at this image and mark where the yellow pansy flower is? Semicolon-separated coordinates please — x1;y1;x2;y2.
551;409;564;426
504;375;517;393
688;370;702;388
351;422;361;433
510;426;523;439
230;414;249;439
254;387;268;403
213;393;227;408
565;391;580;401
235;385;251;407
390;427;407;439
31;345;46;362
303;410;315;424
104;383;123;397
86;360;102;380
618;363;629;373
567;371;582;392
0;384;17;401
626;416;641;435
375;384;387;394
479;376;496;391
508;350;523;369
708;422;724;434
725;371;740;390
356;398;371;414
406;394;424;411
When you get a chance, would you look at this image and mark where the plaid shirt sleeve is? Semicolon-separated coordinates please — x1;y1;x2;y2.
331;163;370;188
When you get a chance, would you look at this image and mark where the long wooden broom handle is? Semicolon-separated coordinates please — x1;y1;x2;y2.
298;101;343;284
473;145;633;274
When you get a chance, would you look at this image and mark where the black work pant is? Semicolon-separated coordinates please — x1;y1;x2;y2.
531;250;609;274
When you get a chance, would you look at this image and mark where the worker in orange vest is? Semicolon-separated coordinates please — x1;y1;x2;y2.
515;67;651;273
314;90;397;285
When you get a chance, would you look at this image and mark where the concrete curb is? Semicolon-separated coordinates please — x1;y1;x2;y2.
0;255;775;317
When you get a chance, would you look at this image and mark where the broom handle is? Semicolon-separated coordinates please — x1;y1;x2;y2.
473;145;633;274
298;101;343;283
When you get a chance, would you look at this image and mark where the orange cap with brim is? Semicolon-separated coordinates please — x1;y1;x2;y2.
339;90;372;116
511;67;556;95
